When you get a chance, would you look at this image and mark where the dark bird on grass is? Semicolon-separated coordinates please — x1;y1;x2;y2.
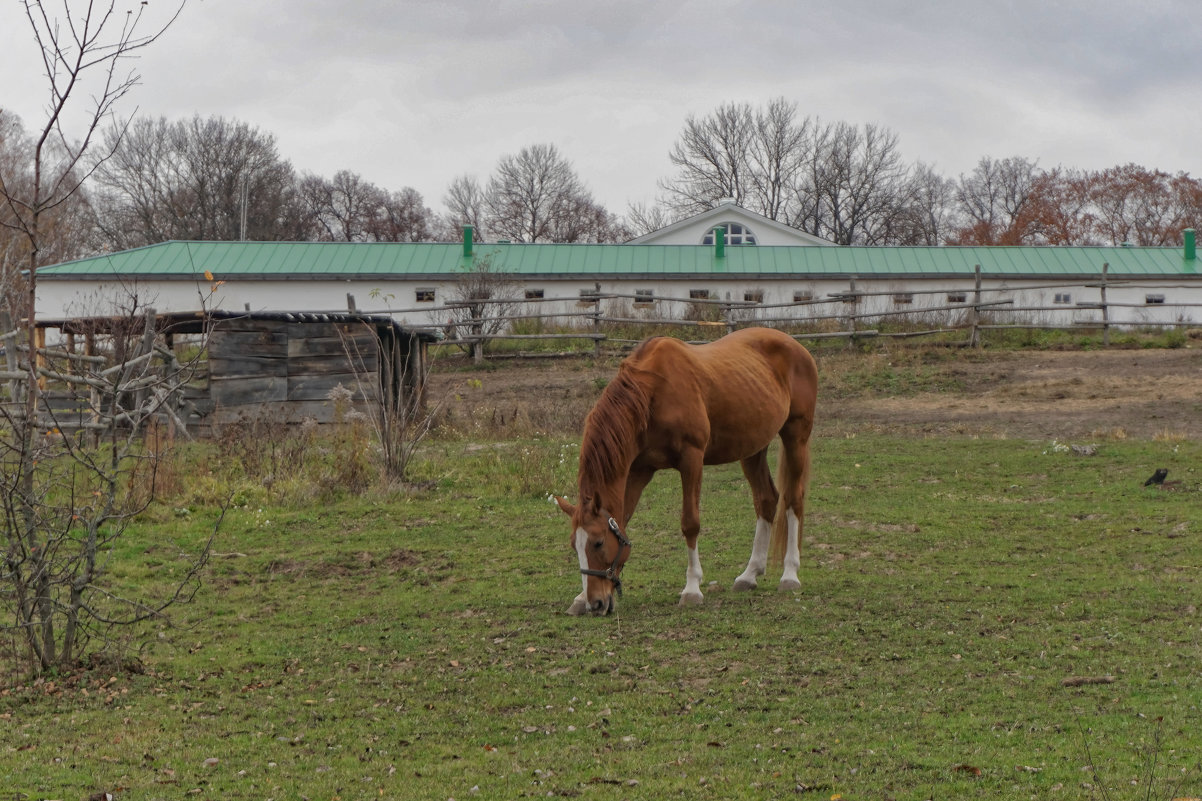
1144;468;1169;486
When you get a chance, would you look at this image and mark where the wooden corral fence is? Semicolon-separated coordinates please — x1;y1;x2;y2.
1;310;435;436
370;268;1202;360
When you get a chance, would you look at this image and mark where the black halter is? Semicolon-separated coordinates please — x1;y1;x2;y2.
580;517;631;596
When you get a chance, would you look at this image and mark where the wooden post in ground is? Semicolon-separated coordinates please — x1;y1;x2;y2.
846;277;858;348
592;283;602;359
969;265;982;348
1100;263;1110;347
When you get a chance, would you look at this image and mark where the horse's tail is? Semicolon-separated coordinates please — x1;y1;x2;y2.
769;438;810;566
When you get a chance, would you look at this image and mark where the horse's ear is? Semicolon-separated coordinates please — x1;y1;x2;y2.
554;495;576;517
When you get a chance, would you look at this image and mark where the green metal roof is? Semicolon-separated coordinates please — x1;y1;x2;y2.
38;240;1199;280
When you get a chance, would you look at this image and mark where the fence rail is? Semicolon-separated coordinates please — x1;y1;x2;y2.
353;272;1199;359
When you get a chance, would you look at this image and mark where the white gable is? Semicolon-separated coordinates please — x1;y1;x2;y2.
627;200;835;246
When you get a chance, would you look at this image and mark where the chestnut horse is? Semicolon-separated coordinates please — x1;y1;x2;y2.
555;328;817;615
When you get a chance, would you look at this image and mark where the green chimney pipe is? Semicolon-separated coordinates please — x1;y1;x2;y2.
463;225;474;258
715;226;726;258
1185;228;1196;261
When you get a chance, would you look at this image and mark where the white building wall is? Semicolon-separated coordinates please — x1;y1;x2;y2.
37;274;1202;332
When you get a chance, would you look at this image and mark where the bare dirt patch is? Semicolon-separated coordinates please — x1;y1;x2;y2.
428;347;1202;441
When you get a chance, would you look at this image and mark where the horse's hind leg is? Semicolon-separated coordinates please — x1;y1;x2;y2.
733;448;778;591
774;426;811;592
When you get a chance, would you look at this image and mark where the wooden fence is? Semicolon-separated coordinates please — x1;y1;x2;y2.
353;270;1201;360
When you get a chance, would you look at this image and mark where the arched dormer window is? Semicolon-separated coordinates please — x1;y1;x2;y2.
702;222;757;246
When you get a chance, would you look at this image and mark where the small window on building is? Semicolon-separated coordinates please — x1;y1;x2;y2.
892;293;914;305
578;288;601;305
793;290;814;303
743;290;764;304
689;289;711;300
1053;293;1072;305
702;222;757;246
947;292;968;304
525;288;545;300
1145;294;1166;305
415;288;436;303
634;289;654;305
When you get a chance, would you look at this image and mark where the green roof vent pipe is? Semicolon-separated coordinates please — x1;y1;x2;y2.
1185;228;1196;261
463;225;474;259
715;226;726;259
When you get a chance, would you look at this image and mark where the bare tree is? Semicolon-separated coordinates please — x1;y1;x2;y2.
0;113;94;306
952;156;1039;244
802;121;912;245
366;186;438;242
0;0;212;675
660;102;756;216
484;143;613;243
660;99;818;221
443;174;488;239
91;114;304;247
444;252;522;362
622;200;676;238
888;161;960;245
746;98;814;222
299;169;438;242
298;169;382;241
660;101;917;244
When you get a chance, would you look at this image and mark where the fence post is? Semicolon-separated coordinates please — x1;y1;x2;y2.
592;282;602;359
724;302;736;336
471;312;484;364
1099;262;1110;347
969;264;982;348
846;277;858;347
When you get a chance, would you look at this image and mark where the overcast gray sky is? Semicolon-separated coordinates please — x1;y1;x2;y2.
2;0;1198;216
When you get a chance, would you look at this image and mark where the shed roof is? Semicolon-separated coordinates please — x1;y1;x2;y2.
38;240;1199;280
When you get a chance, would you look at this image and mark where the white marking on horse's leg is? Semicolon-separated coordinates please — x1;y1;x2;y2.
567;527;591;615
779;509;802;592
733;517;771;591
679;543;704;606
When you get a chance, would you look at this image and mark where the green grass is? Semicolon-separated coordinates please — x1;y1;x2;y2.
3;434;1201;800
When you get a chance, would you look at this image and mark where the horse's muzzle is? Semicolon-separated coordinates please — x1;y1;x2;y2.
567;593;615;616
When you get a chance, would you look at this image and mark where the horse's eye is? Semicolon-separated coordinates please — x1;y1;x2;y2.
592;540;603;550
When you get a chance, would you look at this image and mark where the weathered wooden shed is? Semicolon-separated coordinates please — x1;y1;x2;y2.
31;309;435;434
199;310;435;428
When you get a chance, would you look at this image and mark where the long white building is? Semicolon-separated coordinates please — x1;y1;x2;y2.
35;202;1201;331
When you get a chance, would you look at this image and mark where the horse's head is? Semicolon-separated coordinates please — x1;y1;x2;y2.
555;495;630;616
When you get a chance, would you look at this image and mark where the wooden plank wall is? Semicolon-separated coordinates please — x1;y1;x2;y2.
207;319;383;425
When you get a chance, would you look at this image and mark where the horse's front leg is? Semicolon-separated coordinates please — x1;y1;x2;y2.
678;450;705;606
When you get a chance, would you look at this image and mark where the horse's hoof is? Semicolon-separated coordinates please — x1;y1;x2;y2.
732;577;758;592
778;578;802;592
566;598;590;616
678;592;704;607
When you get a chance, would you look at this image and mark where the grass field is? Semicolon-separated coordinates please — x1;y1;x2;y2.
3;413;1201;798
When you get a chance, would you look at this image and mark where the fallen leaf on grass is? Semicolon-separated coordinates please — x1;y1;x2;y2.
953;764;982;776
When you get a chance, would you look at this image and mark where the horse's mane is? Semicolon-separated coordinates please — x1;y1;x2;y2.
578;364;651;493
